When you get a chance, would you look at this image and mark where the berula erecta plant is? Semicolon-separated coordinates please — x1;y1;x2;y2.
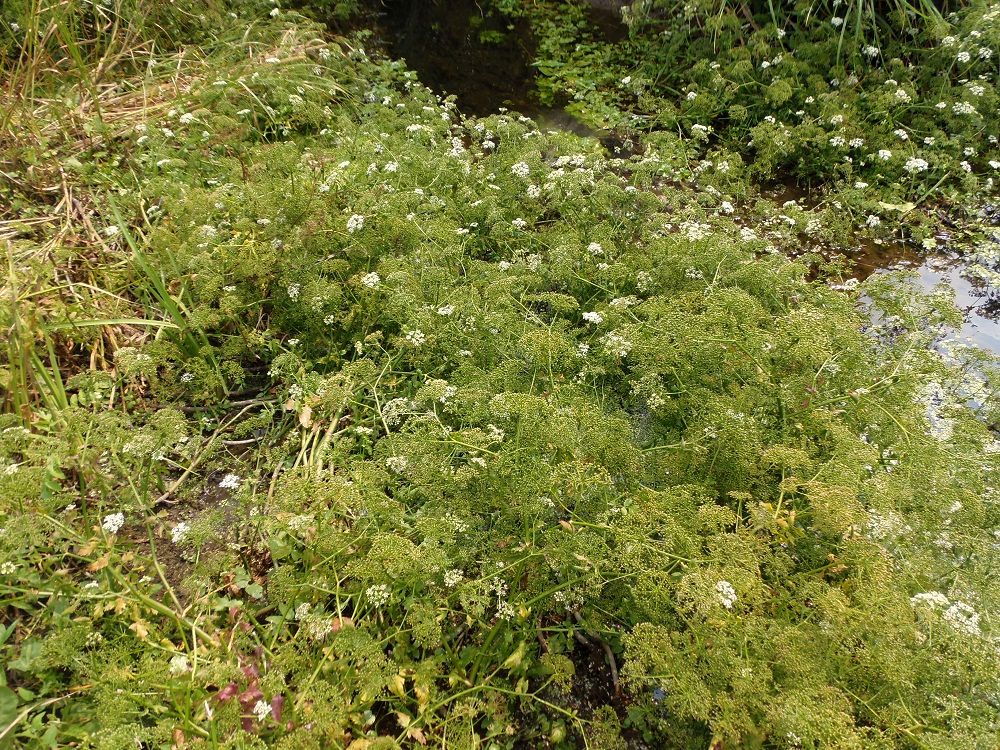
1;1;999;749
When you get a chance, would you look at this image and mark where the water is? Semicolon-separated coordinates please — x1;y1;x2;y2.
894;254;1000;353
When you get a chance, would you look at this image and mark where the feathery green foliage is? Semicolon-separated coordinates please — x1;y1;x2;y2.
1;1;999;748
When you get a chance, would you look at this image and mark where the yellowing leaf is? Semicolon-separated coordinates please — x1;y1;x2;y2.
407;726;427;745
389;673;406;699
129;619;150;639
502;641;527;670
877;200;915;214
78;538;99;557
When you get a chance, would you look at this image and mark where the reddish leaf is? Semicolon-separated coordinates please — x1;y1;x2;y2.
270;695;285;722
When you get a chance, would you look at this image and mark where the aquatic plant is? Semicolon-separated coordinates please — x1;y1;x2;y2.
1;1;998;748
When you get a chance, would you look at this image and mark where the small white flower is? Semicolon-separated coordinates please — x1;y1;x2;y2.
253;699;271;723
904;157;929;173
956;51;971;64
587;242;604;255
367;584;391;606
444;569;464;587
437;305;454;316
511;217;528;230
583;311;603;325
911;591;950;608
943;601;981;636
347;214;365;233
102;512;125;534
511;161;531;178
405;329;426;346
715;580;737;609
386;455;409;473
168;653;190;675
171;522;191;544
219;473;241;489
878;149;893;161
0;561;16;575
604;333;633;357
361;271;381;288
286;283;300;300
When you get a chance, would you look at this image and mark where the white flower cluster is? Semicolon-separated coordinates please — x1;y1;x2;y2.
715;580;737;609
604;333;633;358
347;214;365;233
171;521;190;544
102;512;125;534
911;592;981;636
386;455;409;473
168;653;191;675
511;161;531;178
219;473;242;489
367;584;390;607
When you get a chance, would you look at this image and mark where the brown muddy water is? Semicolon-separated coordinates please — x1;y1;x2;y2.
372;0;1000;356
